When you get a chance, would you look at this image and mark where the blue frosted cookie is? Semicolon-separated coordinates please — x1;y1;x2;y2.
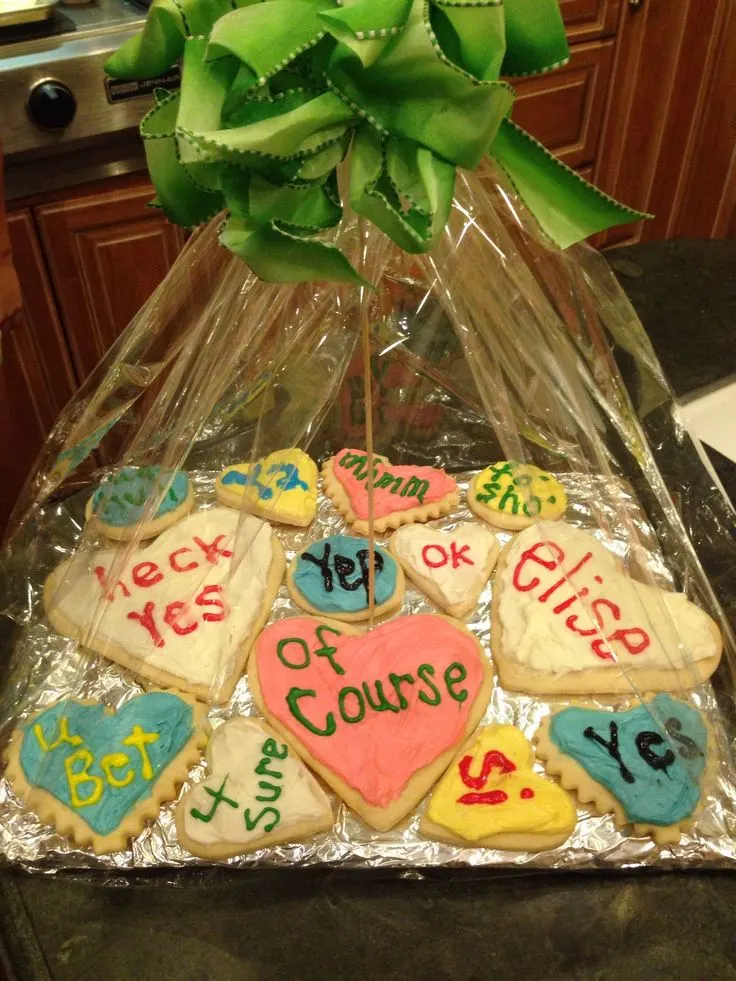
287;534;404;621
86;465;193;541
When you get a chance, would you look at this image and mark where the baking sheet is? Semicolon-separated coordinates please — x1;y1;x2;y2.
1;469;735;872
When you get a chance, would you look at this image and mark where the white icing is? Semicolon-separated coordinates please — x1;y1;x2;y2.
498;522;719;674
182;718;332;847
50;509;274;689
393;523;498;606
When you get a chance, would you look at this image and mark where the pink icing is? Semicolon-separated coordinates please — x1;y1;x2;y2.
255;614;486;808
331;449;457;520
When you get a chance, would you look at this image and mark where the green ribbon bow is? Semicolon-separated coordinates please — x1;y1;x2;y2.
107;0;646;284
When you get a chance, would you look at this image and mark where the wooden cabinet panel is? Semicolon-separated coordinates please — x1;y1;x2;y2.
34;179;186;382
560;0;619;42
511;40;614;168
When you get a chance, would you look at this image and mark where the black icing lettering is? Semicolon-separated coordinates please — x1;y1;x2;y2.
301;543;333;592
584;722;635;784
665;717;704;760
635;730;676;773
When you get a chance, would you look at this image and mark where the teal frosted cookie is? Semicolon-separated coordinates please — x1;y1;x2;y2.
287;534;404;621
4;691;207;854
86;466;194;540
535;694;709;845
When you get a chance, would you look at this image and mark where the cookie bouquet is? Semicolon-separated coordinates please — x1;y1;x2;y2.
0;0;734;870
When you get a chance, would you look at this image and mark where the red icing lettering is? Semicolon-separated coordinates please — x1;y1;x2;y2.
458;789;509;806
126;601;164;648
195;584;227;622
449;542;473;567
458;750;516;790
169;547;198;573
164;601;198;636
94;566;130;601
520;787;535;800
538;551;592;602
193;535;233;565
132;561;164;589
422;544;448;568
512;541;564;592
513;538;651;663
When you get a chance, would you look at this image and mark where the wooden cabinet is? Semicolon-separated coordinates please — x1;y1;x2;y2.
34;180;187;381
560;0;619;41
511;40;615;168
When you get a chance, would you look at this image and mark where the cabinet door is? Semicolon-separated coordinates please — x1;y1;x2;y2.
511;40;615;168
34;178;186;382
560;0;619;42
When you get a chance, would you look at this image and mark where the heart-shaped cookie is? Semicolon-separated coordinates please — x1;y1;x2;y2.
469;462;567;530
390;523;498;617
535;694;709;845
420;725;577;851
288;534;404;621
492;521;722;694
176;717;334;858
249;614;492;830
322;449;459;534
215;449;317;527
5;691;207;854
45;508;285;703
86;465;194;541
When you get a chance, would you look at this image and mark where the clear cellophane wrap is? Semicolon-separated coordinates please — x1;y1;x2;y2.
1;163;734;873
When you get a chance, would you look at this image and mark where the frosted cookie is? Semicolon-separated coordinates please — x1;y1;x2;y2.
249;614;493;831
389;523;498;618
287;534;404;622
420;724;577;851
4;691;207;855
215;449;317;527
469;462;566;531
176;717;334;859
492;521;721;694
86;465;194;541
535;694;710;845
45;508;285;703
322;449;459;535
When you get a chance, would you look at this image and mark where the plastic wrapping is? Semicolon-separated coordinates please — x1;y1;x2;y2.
0;163;734;872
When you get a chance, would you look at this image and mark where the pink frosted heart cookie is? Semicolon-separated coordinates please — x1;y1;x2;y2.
390;522;499;617
322;449;459;534
249;614;492;830
492;521;722;694
44;508;285;703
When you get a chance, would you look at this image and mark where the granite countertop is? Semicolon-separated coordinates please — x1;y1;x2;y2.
1;239;735;981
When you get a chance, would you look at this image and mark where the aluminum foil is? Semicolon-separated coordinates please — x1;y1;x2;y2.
1;468;735;874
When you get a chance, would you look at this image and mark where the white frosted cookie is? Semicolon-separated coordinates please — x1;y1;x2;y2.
389;522;498;617
176;717;334;858
492;521;722;694
469;461;566;530
45;508;285;703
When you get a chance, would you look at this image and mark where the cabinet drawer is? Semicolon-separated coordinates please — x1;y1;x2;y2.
34;178;186;383
561;0;620;42
510;39;615;169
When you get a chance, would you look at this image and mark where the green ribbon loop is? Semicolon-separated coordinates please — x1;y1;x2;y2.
106;0;648;283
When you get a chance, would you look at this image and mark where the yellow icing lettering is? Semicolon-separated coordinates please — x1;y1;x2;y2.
122;725;159;780
64;749;104;808
33;716;83;753
425;725;576;844
100;752;135;788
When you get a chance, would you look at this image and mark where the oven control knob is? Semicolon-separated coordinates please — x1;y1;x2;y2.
26;80;77;130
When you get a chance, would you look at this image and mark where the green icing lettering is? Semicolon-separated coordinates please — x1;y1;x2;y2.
400;476;429;503
255;780;282;803
314;624;345;676
389;672;415;710
376;472;402;494
287;688;336;737
416;663;442;706
262;738;288;760
444;662;469;703
244;806;280;832
190;775;239;823
277;637;311;670
362;679;401;713
255;758;282;780
338;687;366;724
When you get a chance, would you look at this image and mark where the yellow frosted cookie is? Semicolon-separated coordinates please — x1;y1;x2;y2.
468;461;566;530
215;449;317;527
